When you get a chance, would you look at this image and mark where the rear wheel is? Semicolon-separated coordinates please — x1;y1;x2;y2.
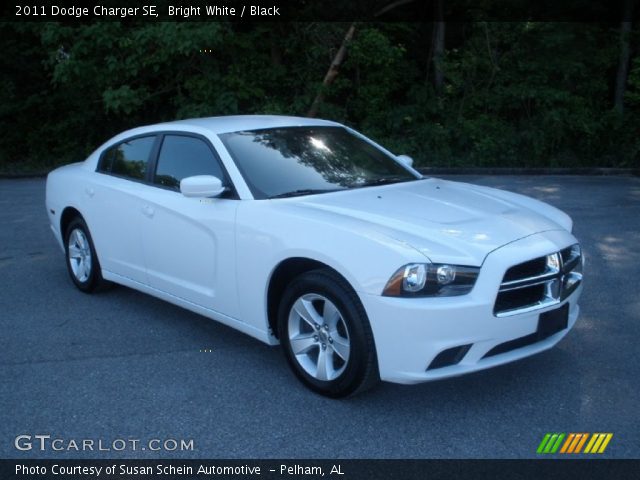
64;217;110;293
278;269;379;397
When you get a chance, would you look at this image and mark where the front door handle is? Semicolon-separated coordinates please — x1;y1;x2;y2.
142;205;155;218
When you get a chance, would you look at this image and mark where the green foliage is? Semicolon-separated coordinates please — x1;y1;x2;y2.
627;57;640;107
0;21;637;172
356;22;637;168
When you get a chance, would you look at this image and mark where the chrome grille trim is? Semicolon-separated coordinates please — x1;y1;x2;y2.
500;271;558;289
494;245;582;317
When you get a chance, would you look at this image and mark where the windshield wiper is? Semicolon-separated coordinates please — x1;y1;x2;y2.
267;188;340;199
355;177;408;188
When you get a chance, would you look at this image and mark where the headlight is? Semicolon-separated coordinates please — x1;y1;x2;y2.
382;263;480;297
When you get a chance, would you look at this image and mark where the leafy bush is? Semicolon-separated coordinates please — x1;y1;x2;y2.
0;21;637;172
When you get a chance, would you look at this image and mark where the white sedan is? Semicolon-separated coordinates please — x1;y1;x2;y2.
46;115;583;397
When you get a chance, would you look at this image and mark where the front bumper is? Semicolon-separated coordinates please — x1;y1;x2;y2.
361;230;583;384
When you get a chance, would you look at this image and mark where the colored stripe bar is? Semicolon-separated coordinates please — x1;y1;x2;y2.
591;434;607;453
574;433;589;453
544;434;559;454
584;433;599;453
568;433;584;453
536;433;613;454
598;434;613;453
537;434;552;454
538;432;613;454
550;433;565;453
560;433;575;453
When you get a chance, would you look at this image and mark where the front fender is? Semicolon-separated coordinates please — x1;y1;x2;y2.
234;200;427;336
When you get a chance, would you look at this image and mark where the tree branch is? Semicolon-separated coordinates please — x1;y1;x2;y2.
307;22;356;118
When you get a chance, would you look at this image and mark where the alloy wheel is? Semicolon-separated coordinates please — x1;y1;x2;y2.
287;293;351;381
67;228;92;283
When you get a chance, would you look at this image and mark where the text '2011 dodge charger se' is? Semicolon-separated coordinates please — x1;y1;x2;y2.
46;115;583;397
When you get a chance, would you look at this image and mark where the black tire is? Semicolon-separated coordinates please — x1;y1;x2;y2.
64;216;110;293
277;268;379;397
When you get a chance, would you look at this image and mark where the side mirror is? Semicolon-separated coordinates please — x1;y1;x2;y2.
396;154;414;168
180;175;226;198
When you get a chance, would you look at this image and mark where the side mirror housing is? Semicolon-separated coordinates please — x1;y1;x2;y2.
180;175;226;198
397;154;414;168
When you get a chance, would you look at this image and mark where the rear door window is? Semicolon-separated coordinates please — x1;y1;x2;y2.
99;136;156;181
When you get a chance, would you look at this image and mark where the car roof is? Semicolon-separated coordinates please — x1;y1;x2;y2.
146;115;343;135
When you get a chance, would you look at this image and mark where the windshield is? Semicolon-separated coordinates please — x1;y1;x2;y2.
219;126;418;199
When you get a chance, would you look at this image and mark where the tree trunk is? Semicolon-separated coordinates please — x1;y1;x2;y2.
433;0;445;93
374;0;416;16
614;0;634;113
307;23;356;118
424;22;435;84
270;25;283;67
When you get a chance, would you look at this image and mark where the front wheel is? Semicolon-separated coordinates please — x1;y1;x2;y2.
278;269;379;397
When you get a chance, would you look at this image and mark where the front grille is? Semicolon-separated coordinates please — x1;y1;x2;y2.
494;284;546;313
494;244;582;316
503;257;547;282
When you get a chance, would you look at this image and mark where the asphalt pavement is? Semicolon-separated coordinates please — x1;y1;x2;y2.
0;175;638;459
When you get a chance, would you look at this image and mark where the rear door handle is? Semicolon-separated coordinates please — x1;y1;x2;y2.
142;205;155;218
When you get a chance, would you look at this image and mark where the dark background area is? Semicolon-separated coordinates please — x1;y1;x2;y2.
0;4;639;173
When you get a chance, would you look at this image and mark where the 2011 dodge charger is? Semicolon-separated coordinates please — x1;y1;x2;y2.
45;115;583;397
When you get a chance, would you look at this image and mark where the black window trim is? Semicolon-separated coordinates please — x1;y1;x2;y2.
96;130;239;199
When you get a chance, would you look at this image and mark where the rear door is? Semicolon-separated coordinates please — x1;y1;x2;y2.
89;135;157;284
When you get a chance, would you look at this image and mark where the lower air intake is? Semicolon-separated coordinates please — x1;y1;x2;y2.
427;344;472;370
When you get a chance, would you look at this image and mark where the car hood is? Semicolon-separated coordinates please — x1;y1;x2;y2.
294;178;572;266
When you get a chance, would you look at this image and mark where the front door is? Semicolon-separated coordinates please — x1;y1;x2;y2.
137;134;240;318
